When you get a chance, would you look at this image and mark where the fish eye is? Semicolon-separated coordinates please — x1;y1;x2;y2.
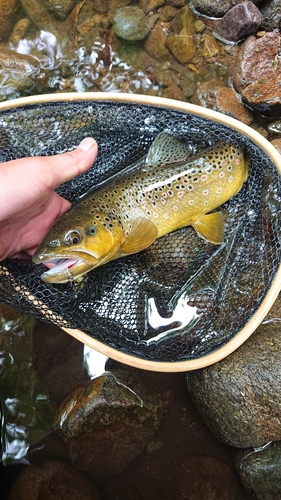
64;230;81;245
87;225;97;236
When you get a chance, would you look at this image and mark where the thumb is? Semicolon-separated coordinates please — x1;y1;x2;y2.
47;137;98;189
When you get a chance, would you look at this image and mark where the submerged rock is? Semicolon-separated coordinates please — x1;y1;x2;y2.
271;137;281;154
192;80;253;124
187;317;281;448
165;5;196;64
106;455;247;499
42;0;78;20
235;442;281;500
0;0;19;42
8;459;101;500
56;369;165;475
112;6;151;41
190;0;262;18
213;1;261;44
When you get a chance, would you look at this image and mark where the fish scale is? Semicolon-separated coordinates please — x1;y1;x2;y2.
33;131;249;283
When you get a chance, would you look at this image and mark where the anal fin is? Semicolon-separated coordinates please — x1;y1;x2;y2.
120;218;158;254
193;212;224;245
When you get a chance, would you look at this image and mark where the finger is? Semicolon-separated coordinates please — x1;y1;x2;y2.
45;137;98;189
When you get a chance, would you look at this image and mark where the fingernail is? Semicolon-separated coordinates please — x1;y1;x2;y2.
78;137;97;151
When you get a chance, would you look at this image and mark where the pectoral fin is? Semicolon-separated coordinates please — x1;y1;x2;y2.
120;218;158;254
193;212;224;245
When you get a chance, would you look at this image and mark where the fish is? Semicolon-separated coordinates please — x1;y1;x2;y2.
32;131;249;283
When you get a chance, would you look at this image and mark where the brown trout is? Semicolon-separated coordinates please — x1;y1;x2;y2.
33;131;249;283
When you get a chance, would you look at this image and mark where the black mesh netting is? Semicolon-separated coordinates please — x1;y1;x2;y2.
0;99;280;363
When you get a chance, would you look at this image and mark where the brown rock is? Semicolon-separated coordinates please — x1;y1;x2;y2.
271;138;281;155
187;319;281;448
0;0;19;42
143;22;171;60
233;32;279;92
162;84;187;101
8;459;101;500
192;80;253;124
166;33;196;64
56;369;165;475
241;67;281;116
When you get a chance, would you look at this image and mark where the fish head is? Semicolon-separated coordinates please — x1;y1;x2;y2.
32;208;124;283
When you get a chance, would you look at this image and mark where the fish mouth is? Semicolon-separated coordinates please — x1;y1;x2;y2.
34;256;95;284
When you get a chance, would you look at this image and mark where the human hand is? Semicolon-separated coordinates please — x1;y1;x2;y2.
0;137;98;261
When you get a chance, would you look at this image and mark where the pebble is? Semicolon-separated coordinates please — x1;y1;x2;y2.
213;1;262;44
112;6;151;41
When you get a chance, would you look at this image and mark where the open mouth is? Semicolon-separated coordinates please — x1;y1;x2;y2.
40;258;81;279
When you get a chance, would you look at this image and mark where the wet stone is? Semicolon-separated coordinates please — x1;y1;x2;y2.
180;69;197;98
232;31;281;115
0;0;19;42
192;80;253;125
41;0;78;20
271;137;281;154
213;1;262;45
143;22;171;60
260;0;281;31
241;67;281;116
165;5;196;64
190;0;262;18
56;369;165;475
235;442;281;500
8;459;101;500
112;6;151;41
201;33;219;59
165;33;196;64
232;31;279;92
187;318;281;448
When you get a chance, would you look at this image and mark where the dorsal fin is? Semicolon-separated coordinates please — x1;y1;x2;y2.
146;131;193;168
120;218;158;255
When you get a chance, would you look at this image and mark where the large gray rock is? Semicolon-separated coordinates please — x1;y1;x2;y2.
187;302;281;448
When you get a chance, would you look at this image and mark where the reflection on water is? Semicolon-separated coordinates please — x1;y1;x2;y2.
1;30;161;100
144;296;200;345
83;344;108;378
0;314;54;465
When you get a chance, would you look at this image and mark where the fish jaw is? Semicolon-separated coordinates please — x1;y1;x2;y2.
32;251;100;283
